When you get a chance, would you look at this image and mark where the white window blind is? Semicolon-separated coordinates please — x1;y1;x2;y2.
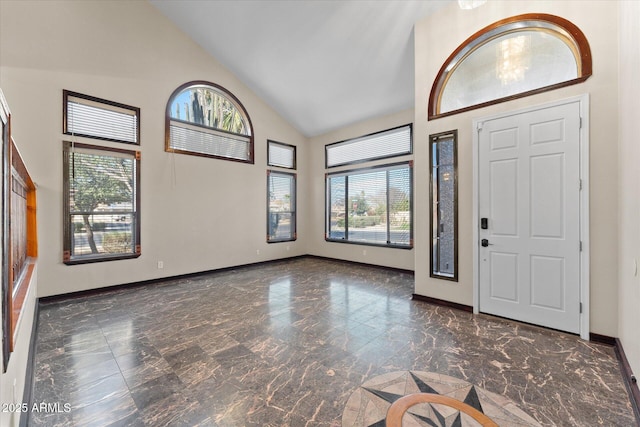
268;140;296;169
267;171;296;242
326;163;412;247
169;123;250;161
326;125;412;168
166;82;254;163
64;91;139;144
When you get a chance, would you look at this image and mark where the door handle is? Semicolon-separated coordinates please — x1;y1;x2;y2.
481;239;493;247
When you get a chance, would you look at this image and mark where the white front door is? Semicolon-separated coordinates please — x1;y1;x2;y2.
478;101;582;334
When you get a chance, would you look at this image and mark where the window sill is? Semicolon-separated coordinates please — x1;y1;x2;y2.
267;238;297;244
325;238;413;250
11;257;36;349
64;252;141;265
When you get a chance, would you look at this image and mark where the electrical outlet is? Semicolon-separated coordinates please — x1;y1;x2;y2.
157;261;164;269
286;245;290;251
257;249;260;255
362;249;367;256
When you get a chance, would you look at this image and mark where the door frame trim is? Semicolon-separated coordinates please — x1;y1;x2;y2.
472;94;590;340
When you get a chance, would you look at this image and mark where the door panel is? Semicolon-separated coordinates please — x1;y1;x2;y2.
479;101;581;333
490;127;519;151
530;255;565;310
490;252;519;301
490;159;518;236
530;119;565;145
530;153;564;238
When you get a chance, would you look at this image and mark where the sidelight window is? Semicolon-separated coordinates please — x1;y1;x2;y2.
430;131;458;280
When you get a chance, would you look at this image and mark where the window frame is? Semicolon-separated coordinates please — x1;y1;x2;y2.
325;124;413;168
266;170;297;243
1;88;38;372
10;139;38;306
267;140;297;170
428;13;592;120
1;90;11;372
325;161;413;249
63;90;141;145
165;80;254;164
429;131;458;281
63;141;141;265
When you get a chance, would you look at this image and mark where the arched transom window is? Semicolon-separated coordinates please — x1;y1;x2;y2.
166;81;254;163
429;14;592;119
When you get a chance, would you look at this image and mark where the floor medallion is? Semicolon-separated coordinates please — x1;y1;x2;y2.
342;371;541;426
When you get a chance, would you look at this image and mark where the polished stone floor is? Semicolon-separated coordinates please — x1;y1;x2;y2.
29;257;634;426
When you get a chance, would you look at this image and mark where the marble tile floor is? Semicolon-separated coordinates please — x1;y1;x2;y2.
28;257;635;426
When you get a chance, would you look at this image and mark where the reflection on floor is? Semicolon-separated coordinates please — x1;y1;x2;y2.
30;257;634;426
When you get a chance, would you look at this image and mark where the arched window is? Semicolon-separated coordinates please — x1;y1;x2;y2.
429;14;591;119
165;81;254;163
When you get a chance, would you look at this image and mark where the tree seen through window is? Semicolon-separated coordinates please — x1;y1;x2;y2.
63;142;140;263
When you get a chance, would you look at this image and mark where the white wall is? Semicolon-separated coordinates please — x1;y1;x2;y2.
414;1;620;336
0;0;309;298
306;108;415;271
618;0;640;379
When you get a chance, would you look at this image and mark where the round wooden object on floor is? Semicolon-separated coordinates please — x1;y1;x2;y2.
386;392;499;427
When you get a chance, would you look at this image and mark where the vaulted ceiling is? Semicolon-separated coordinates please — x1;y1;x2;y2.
149;0;454;137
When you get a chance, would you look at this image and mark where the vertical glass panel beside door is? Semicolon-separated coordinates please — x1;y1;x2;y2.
430;131;458;280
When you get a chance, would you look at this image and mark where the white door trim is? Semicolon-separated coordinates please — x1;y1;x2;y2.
472;94;590;340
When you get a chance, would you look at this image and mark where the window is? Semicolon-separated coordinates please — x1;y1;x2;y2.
325;124;412;168
429;14;592;119
2;88;38;372
63;90;140;144
11;142;36;286
1;90;10;371
268;140;296;169
267;140;297;242
326;163;412;248
166;81;254;163
9;139;37;338
430;131;458;280
325;125;413;248
63;142;140;264
267;171;296;242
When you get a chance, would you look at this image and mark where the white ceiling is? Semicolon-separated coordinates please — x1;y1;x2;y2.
149;0;454;137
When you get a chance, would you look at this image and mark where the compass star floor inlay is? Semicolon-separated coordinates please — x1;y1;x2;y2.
342;371;541;427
